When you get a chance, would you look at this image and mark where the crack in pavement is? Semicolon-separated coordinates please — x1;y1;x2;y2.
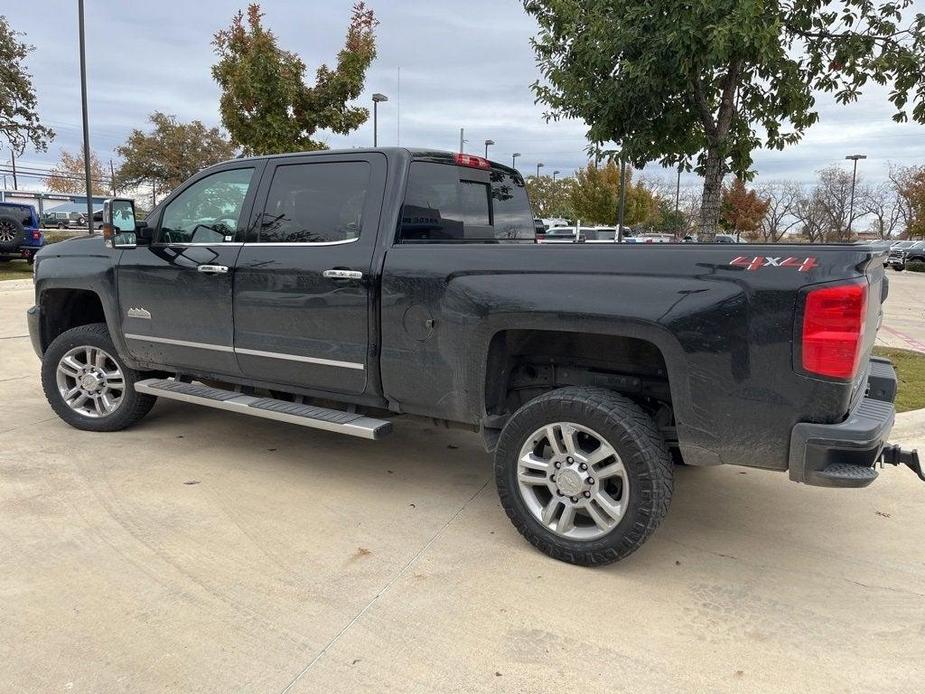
279;479;490;694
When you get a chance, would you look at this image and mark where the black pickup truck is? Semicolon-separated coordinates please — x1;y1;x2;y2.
27;148;922;566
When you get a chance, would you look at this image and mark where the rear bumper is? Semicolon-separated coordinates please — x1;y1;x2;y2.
788;358;896;488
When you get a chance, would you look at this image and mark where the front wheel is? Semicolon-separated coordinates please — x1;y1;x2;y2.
495;387;673;566
41;323;157;432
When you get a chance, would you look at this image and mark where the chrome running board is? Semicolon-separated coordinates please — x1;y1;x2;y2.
134;378;391;440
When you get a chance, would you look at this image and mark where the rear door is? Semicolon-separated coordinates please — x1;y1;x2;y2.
117;164;261;376
232;153;386;394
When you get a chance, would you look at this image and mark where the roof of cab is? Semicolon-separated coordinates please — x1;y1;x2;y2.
214;147;520;176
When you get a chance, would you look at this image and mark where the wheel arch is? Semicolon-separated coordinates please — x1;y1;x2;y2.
38;288;110;354
478;323;710;464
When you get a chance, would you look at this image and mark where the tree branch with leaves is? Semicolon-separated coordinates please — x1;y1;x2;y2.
0;15;54;155
115;112;237;193
524;0;925;239
211;3;377;155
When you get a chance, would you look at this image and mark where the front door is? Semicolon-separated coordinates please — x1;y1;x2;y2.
233;153;386;394
117;165;261;376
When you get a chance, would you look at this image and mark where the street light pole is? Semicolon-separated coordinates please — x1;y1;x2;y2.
845;154;867;236
372;93;388;147
10;150;17;190
675;166;681;213
536;162;544;178
484;139;494;159
512;152;521;169
553;170;560;182
78;0;94;235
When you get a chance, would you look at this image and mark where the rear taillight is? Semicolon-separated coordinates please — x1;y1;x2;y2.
32;231;41;241
453;153;491;170
801;282;868;380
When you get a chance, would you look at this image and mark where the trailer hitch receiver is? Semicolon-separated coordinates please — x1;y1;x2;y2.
880;444;924;482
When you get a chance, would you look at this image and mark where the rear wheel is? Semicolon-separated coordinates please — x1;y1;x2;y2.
495;387;673;566
41;323;157;432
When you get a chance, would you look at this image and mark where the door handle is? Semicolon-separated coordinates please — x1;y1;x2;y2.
323;269;363;280
197;264;229;275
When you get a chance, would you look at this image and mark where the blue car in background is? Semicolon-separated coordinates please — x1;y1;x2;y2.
0;202;45;264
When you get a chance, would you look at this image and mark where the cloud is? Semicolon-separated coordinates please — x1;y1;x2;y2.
4;0;924;194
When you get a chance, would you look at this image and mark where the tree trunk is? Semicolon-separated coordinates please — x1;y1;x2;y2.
698;147;724;241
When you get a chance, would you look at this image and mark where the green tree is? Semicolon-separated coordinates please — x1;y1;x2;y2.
0;15;54;154
44;147;109;196
524;0;925;240
569;160;659;226
526;175;575;218
897;166;925;239
891;164;925;239
720;177;770;240
649;200;690;236
115;112;237;192
212;3;377;155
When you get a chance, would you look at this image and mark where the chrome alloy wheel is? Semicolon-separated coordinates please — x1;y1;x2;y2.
55;345;125;417
517;422;630;540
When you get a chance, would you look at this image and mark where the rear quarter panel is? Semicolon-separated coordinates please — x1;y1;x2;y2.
380;243;880;470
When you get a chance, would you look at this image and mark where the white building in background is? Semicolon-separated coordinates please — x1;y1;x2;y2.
0;188;106;218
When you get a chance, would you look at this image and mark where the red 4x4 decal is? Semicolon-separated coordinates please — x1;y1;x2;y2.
730;256;818;272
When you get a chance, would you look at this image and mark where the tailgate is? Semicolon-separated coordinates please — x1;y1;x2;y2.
854;259;888;400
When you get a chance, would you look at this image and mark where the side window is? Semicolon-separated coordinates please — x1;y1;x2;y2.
159;168;254;244
398;162;534;242
258;161;370;243
489;169;536;241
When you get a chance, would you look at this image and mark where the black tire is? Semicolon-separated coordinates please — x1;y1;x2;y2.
495;387;673;566
41;323;157;432
0;215;24;253
57;223;66;229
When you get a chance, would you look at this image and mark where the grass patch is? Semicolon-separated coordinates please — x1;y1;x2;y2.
43;230;81;244
873;347;925;413
0;259;33;281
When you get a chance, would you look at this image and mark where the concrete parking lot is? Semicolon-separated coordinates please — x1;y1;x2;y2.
1;271;923;693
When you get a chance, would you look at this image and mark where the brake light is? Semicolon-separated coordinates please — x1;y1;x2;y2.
801;282;868;380
32;231;41;241
453;153;491;170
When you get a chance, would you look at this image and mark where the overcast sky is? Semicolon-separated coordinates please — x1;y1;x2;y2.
4;0;925;193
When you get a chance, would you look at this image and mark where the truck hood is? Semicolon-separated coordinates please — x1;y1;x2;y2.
36;233;107;258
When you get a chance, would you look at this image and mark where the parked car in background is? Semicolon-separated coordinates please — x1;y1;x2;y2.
633;233;674;244
889;241;925;270
43;211;71;229
581;226;616;242
0;202;45;263
537;226;581;243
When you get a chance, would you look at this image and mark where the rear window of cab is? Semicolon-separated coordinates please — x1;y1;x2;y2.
398;161;535;243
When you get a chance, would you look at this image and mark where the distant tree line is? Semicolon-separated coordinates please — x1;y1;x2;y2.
527;159;925;241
